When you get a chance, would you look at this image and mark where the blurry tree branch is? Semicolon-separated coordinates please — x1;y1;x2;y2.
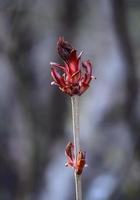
109;0;139;199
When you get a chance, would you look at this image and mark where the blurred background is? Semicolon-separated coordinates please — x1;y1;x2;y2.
0;0;140;199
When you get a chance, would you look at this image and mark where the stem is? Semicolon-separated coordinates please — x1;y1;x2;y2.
71;95;82;200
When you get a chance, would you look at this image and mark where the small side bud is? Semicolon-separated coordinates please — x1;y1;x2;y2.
65;142;86;175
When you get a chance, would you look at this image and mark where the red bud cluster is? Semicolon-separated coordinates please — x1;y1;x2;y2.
51;37;95;96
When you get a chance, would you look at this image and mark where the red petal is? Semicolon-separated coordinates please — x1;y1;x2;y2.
50;62;66;72
57;36;73;62
65;142;75;167
51;67;65;87
68;50;80;74
82;60;92;84
76;151;86;175
71;70;81;83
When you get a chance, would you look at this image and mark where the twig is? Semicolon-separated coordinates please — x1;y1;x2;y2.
71;95;82;200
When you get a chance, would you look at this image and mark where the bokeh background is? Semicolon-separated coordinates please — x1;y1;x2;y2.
0;0;140;199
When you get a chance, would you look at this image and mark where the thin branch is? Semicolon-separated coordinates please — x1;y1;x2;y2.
71;95;82;200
